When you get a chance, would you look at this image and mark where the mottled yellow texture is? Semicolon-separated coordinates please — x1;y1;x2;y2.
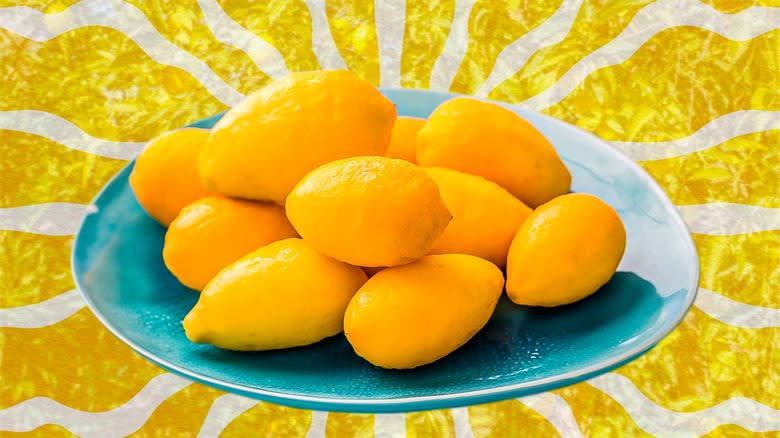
641;131;780;208
218;0;320;72
0;232;73;307
220;402;312;437
555;383;653;437
616;307;779;411
700;0;780;13
128;384;224;438
125;0;271;94
0;309;163;410
325;0;380;84
0;0;78;11
406;409;455;437
468;399;560;437
544;28;780;141
400;0;456;89
490;0;655;102
0;131;127;208
450;0;564;95
0;28;226;142
704;424;780;437
695;231;780;308
325;412;374;437
2;424;78;437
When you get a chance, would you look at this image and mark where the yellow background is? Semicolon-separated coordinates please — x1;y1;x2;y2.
1;0;778;436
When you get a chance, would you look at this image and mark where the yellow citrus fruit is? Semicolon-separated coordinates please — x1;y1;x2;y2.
199;70;397;203
344;254;504;369
424;167;532;268
183;238;367;351
384;116;425;163
163;196;298;291
129;128;212;226
285;156;451;267
506;193;626;307
417;97;571;208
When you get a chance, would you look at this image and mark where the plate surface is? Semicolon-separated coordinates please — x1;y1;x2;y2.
72;89;699;413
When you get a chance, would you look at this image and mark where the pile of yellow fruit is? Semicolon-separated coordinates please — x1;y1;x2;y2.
130;70;626;370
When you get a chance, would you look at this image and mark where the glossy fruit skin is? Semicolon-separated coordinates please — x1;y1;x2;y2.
417;97;571;208
129;128;212;226
199;70;397;203
285;156;451;267
424;167;532;268
163;196;298;291
384;116;425;163
506;193;627;307
344;254;504;369
183;238;367;351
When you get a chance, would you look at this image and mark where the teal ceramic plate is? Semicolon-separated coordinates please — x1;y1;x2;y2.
72;89;699;413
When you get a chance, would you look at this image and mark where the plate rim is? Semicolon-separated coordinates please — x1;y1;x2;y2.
71;88;700;413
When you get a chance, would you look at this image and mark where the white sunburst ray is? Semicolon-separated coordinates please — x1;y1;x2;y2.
678;201;780;329
587;373;780;436
518;392;584;438
475;0;585;98
196;394;258;438
694;288;780;329
0;0;245;106
197;407;382;438
0;289;85;329
612;109;780;161
305;410;329;437
375;0;407;88
374;412;406;437
194;0;289;80
201;0;348;75
0;202;90;331
429;0;586;94
0;373;192;437
450;407;475;437
0;109;144;160
197;402;357;438
428;0;478;91
677;203;780;237
514;0;780;112
302;0;348;70
0;202;89;236
451;393;583;437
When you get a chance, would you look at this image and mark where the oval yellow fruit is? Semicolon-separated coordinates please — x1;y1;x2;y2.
344;254;504;369
506;193;626;307
417;97;571;208
424;167;532;268
384;116;425;163
199;70;397;203
163;196;298;291
183;238;367;351
129;128;212;226
285;156;451;267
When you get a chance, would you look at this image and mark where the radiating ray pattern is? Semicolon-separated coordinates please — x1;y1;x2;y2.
1;0;778;435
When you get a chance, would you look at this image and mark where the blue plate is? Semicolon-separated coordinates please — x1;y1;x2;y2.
72;89;699;413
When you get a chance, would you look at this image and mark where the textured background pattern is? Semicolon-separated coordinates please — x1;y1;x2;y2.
1;0;779;436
